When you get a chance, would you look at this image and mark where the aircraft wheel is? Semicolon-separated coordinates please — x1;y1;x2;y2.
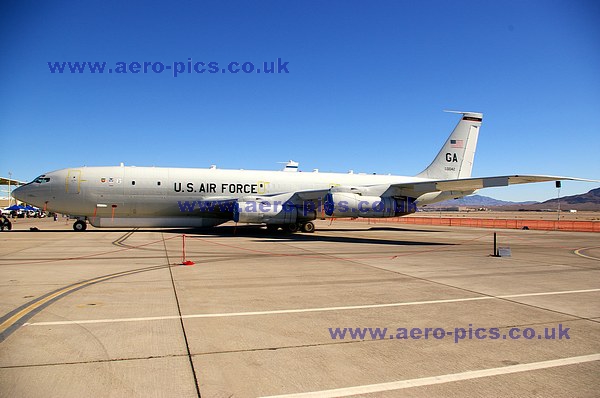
266;224;279;232
73;220;87;231
286;223;299;233
301;222;315;233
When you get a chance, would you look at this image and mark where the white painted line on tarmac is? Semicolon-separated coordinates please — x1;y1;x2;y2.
260;353;600;398
500;288;600;298
24;296;490;326
24;288;600;327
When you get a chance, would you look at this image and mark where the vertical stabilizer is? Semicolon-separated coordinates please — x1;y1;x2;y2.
417;111;482;180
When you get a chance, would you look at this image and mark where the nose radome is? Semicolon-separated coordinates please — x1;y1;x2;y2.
12;185;46;208
11;185;29;202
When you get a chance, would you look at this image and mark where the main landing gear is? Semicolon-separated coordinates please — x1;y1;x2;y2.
266;221;315;233
73;220;87;231
301;222;315;233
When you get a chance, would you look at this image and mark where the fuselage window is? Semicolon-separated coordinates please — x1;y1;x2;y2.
132;181;136;185
157;181;161;186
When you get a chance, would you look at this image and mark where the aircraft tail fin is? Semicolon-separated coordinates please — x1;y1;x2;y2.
417;111;482;180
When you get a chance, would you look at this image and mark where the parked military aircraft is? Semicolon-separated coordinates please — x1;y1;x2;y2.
12;111;591;232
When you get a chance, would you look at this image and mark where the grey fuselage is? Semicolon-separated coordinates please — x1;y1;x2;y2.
13;166;439;228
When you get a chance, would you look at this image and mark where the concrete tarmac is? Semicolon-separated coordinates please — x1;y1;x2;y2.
1;217;599;397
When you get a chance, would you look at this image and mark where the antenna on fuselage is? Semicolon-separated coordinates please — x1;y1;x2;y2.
277;160;299;172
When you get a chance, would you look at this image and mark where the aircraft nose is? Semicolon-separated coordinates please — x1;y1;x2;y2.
11;185;28;202
12;184;46;204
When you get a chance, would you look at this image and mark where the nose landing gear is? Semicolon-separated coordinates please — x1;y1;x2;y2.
73;220;87;231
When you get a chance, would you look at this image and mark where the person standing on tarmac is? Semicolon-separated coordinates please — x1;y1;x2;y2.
0;215;12;231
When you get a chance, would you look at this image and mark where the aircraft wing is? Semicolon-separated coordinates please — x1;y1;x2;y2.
292;189;332;202
202;175;596;213
382;175;597;197
284;175;597;201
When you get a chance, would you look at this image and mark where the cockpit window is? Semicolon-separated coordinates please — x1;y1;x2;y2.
33;175;51;184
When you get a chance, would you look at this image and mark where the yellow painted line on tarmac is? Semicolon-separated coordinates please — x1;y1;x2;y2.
0;268;155;338
112;229;138;247
574;247;600;261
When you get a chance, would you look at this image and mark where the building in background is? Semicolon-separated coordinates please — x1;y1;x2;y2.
0;176;26;208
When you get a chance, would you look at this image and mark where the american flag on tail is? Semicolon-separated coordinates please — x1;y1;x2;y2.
450;139;464;148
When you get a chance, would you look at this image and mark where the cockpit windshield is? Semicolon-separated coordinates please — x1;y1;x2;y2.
33;175;51;184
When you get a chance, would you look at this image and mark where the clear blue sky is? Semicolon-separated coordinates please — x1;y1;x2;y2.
1;0;598;201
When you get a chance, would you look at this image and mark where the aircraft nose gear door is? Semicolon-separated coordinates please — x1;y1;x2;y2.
66;170;81;194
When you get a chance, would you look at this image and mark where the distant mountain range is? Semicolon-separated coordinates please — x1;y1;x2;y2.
499;187;600;211
425;188;600;211
425;195;536;208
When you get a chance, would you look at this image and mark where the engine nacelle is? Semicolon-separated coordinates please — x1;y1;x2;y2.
324;192;416;218
233;200;296;224
233;200;317;224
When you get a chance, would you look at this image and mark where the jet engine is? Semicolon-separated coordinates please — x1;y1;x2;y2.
323;192;416;218
233;200;316;224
